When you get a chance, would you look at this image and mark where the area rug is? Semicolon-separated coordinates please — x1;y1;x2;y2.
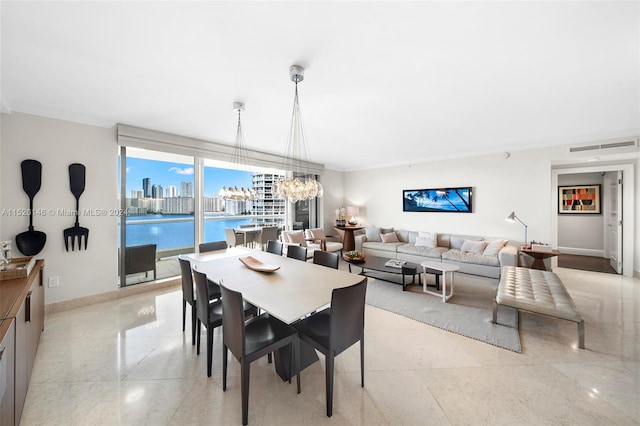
365;273;522;352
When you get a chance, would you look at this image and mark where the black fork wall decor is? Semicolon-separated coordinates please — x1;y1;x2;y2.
63;163;89;251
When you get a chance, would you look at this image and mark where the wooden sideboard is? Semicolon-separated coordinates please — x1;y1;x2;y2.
0;259;44;426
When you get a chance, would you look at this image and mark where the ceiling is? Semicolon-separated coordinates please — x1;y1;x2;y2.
1;1;638;171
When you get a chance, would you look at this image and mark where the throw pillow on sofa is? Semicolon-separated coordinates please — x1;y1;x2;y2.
482;239;508;256
460;239;487;254
380;232;399;243
416;231;437;248
365;227;382;242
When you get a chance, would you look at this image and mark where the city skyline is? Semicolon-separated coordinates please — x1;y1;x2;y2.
125;157;254;198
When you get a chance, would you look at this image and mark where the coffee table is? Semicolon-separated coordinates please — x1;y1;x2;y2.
345;255;421;291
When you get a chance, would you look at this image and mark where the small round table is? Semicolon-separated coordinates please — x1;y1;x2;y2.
334;225;363;252
420;261;459;303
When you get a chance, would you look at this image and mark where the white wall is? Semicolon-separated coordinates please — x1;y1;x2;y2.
319;169;344;232
557;172;604;254
343;149;562;244
1;112;118;304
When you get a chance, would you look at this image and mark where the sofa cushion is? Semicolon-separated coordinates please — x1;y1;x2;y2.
397;243;447;259
483;239;508;256
365;227;382;242
450;235;482;250
461;239;487;254
442;249;500;266
380;232;399;243
362;241;403;253
416;231;437;248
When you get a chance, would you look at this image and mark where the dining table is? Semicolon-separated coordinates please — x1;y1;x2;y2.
182;247;364;379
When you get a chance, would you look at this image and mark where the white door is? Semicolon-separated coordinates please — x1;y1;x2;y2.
608;171;623;273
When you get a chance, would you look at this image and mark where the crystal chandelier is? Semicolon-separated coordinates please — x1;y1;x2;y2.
274;65;323;203
218;102;259;202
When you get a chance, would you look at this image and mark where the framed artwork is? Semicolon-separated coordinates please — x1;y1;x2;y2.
403;187;472;213
558;184;601;214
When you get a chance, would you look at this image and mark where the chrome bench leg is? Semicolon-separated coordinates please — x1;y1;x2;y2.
492;299;499;324
578;319;585;349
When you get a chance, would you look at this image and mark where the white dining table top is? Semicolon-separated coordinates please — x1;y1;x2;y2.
182;248;363;324
234;227;262;233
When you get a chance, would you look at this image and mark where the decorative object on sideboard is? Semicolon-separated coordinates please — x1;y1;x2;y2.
335;207;346;226
63;163;90;251
15;159;47;256
558;184;601;214
403;187;473;213
347;206;360;225
274;65;324;203
218;102;259;202
506;211;528;247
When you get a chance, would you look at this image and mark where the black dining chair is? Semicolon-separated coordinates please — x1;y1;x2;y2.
220;283;300;426
293;277;368;417
312;250;339;269
199;240;227;253
286;245;307;261
266;240;283;256
193;270;258;377
179;258;222;345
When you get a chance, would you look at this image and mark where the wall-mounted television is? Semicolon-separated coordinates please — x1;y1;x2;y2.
403;187;473;213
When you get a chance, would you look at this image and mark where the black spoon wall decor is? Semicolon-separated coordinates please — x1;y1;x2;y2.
63;163;89;251
15;159;47;256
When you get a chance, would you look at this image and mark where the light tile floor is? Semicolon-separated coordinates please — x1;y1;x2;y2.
21;266;640;425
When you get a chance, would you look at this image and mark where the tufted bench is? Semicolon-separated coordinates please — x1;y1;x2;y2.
493;266;585;349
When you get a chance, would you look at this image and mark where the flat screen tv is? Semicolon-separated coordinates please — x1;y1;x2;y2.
403;187;473;213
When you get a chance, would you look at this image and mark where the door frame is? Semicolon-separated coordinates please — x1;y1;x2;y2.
551;163;634;277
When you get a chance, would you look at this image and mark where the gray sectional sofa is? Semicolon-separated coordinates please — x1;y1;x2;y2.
354;227;520;279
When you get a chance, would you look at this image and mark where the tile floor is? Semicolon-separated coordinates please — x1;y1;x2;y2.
21;266;640;425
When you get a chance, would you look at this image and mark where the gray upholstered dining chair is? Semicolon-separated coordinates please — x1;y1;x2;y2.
266;240;283;256
220;283;300;426
225;228;245;248
199;240;227;253
259;226;279;251
313;250;339;269
293;277;368;417
286;244;307;261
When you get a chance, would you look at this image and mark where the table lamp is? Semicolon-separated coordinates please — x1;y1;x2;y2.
347;206;360;225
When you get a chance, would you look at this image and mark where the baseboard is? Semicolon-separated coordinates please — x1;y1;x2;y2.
557;247;605;257
45;277;180;315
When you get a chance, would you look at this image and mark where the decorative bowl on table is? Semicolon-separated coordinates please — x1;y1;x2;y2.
343;250;365;263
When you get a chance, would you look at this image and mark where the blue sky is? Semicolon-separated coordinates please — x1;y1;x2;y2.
124;157;252;197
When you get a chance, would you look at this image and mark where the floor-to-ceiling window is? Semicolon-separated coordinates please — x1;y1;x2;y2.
119;148;195;286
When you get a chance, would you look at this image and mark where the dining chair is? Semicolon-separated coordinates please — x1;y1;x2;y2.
286;244;307;261
312;250;339;269
193;270;258;377
293;277;368;417
259;226;279;251
179;258;221;345
225;227;245;248
266;240;283;256
199;240;227;253
220;283;300;426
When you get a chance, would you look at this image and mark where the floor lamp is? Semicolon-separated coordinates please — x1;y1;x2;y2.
506;211;528;247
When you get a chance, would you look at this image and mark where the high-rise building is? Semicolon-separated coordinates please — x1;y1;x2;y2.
251;173;286;224
166;185;178;198
180;181;193;198
152;184;163;199
131;189;143;199
142;178;151;198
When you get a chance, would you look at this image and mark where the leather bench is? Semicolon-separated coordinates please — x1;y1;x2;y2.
493;266;585;349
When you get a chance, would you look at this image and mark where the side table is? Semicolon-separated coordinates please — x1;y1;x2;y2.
520;248;561;271
420;261;459;303
334;225;363;252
